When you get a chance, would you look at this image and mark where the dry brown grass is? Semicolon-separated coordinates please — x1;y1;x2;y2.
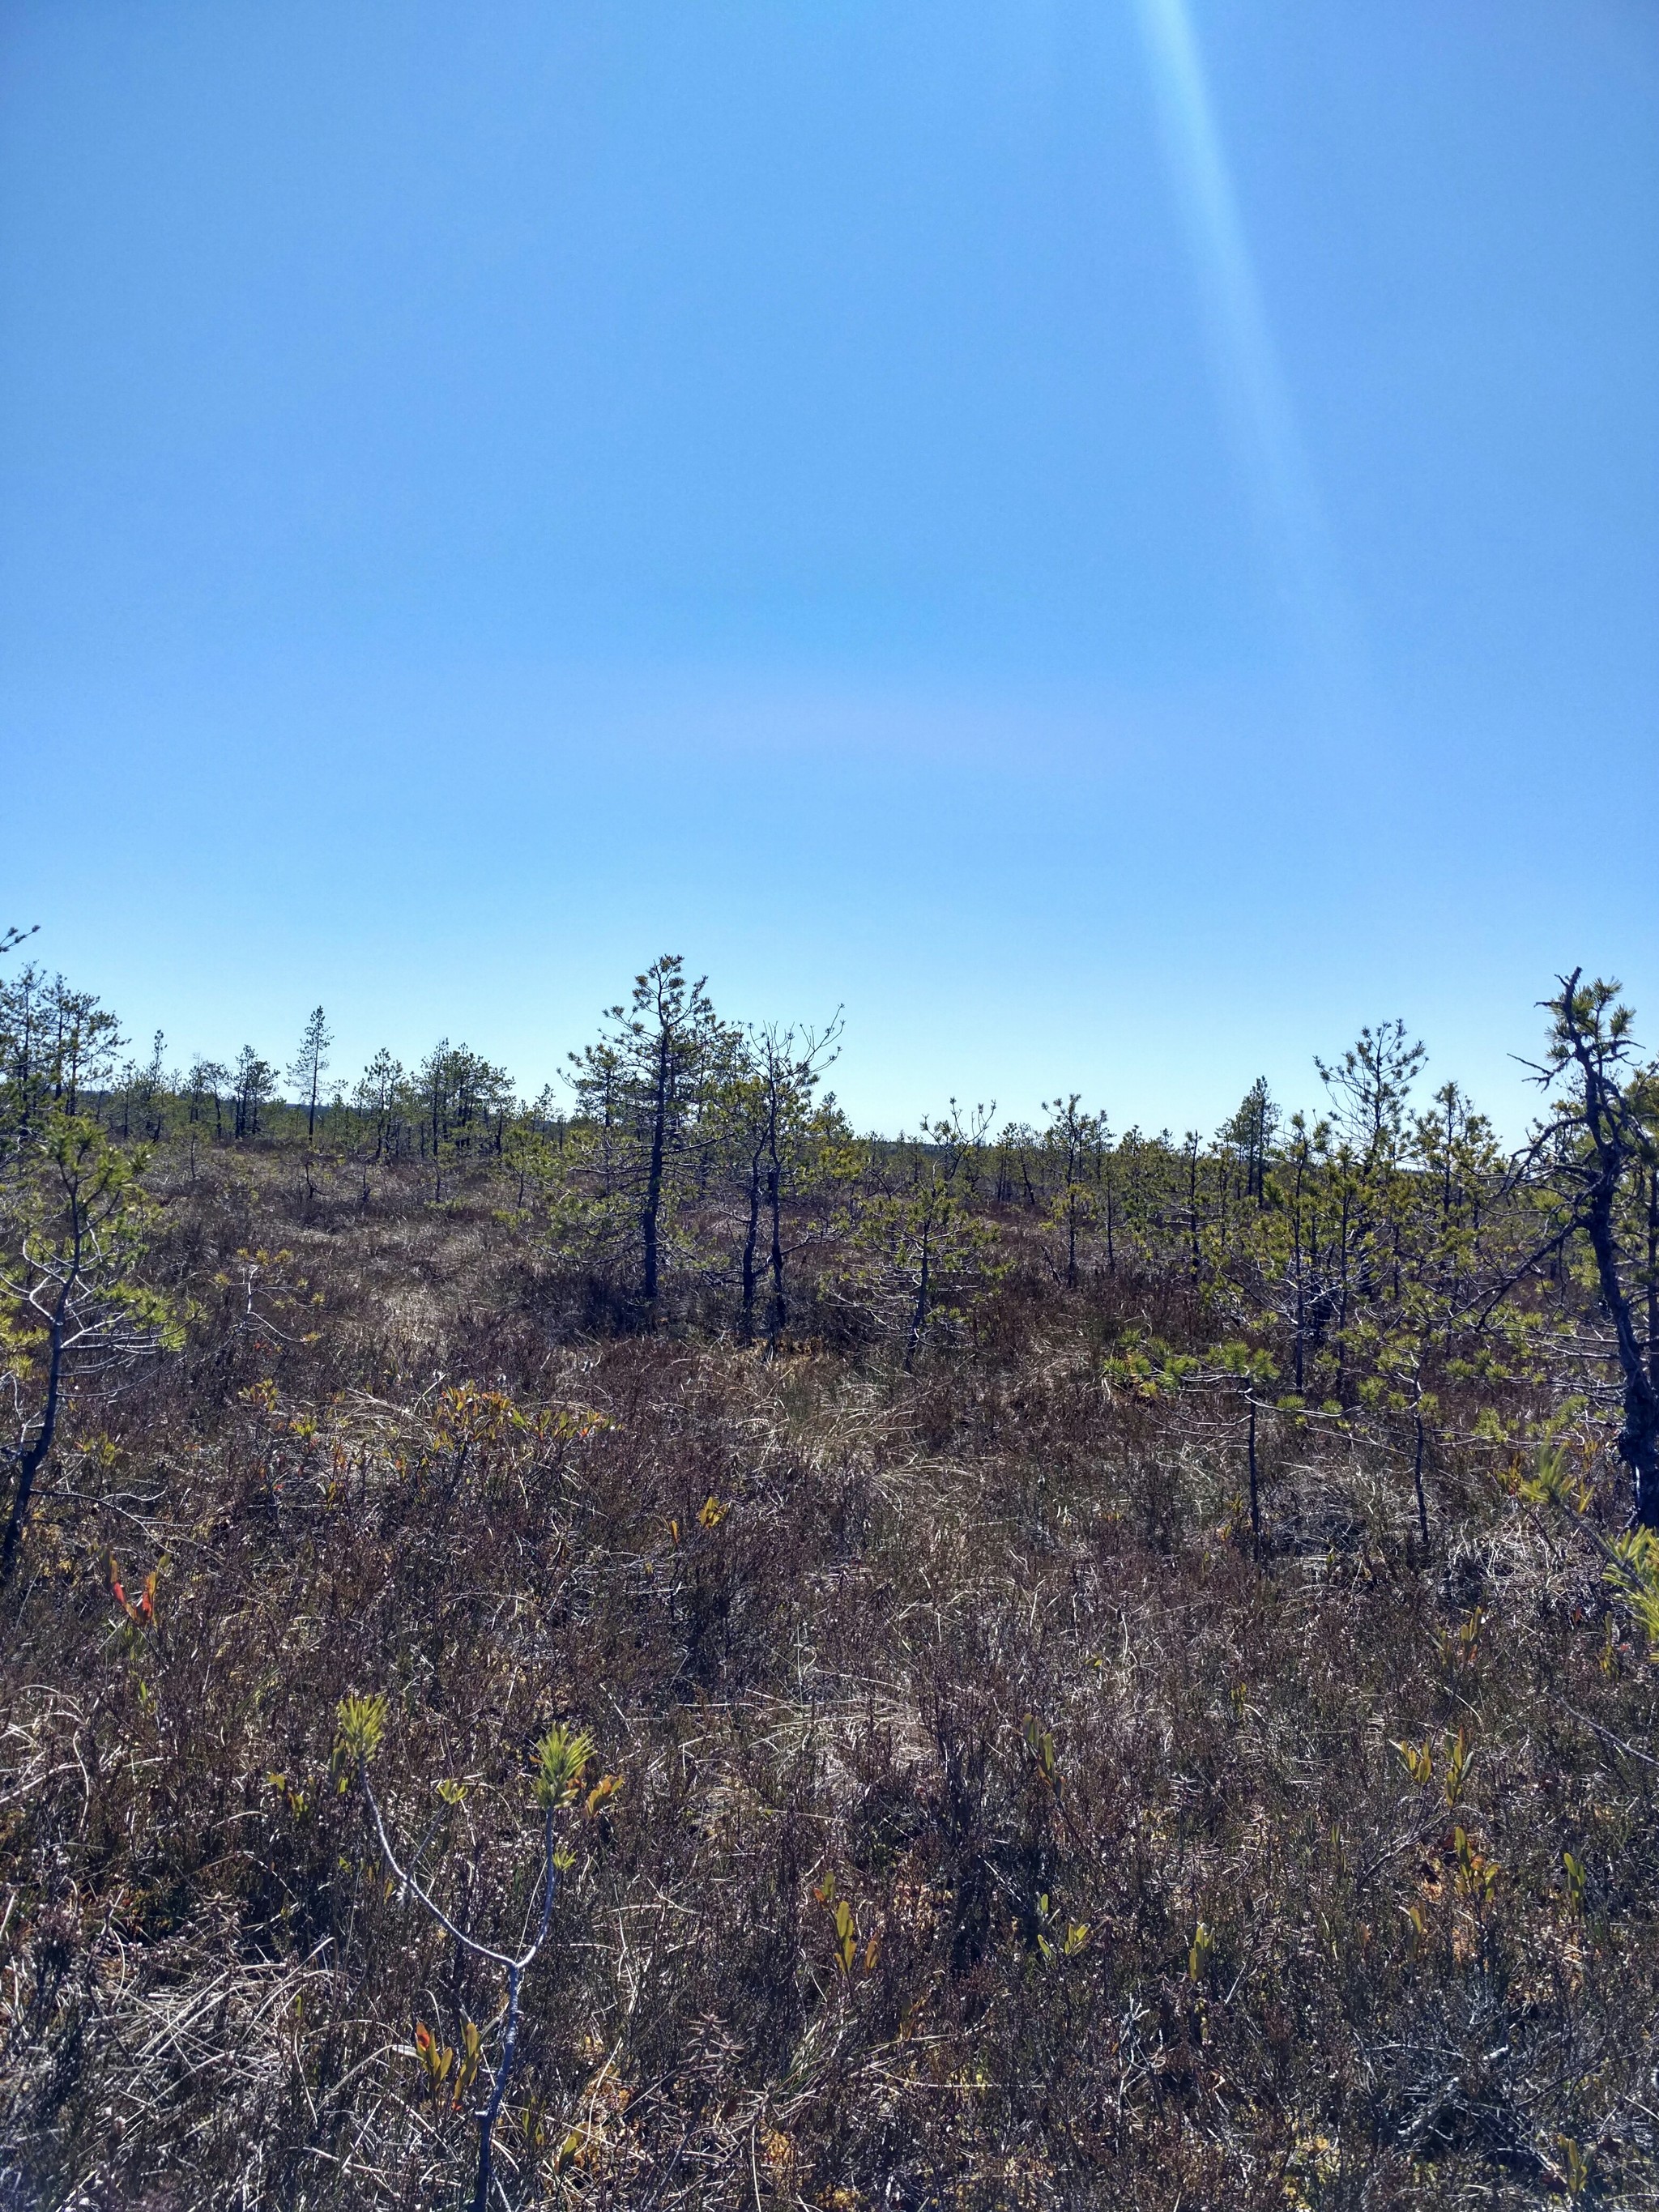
2;1149;1654;2210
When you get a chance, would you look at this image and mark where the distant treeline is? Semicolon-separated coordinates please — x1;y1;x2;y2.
4;941;1658;1534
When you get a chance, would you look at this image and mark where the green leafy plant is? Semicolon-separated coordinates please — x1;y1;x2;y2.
341;1696;608;2212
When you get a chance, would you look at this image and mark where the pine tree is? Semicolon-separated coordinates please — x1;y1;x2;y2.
288;1006;334;1141
232;1046;275;1140
568;957;723;1323
1530;973;1659;1527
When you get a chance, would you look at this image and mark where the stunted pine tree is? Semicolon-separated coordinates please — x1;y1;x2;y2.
841;1102;1003;1369
1529;972;1659;1527
350;1050;407;1164
1344;1082;1506;1546
1316;1019;1426;1174
0;1113;181;1580
1040;1094;1104;1289
418;1042;513;1202
1224;1077;1278;1207
116;1031;168;1143
716;1016;845;1344
569;957;723;1323
288;1006;333;1140
232;1047;275;1140
1311;1021;1427;1388
1;964;123;1152
186;1059;227;1143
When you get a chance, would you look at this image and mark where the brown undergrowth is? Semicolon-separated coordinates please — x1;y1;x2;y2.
1;1153;1653;2210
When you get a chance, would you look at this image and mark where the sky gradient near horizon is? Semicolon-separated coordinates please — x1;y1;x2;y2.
2;1;1655;1136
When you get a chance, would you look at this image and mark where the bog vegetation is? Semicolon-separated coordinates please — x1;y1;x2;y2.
3;938;1659;2209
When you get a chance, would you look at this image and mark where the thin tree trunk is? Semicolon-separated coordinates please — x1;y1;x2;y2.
1292;1162;1305;1393
1188;1142;1201;1281
1336;1184;1350;1390
905;1221;931;1373
1585;1179;1659;1524
766;1132;786;1349
642;1033;670;1317
1;1272;73;1584
740;1141;762;1341
1413;1408;1429;1549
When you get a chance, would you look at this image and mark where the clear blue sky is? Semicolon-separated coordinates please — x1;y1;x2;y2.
2;1;1654;1136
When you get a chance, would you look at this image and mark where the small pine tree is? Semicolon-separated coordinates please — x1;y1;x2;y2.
288;1007;334;1141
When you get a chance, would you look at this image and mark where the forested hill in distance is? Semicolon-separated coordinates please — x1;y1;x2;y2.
3;936;1659;2207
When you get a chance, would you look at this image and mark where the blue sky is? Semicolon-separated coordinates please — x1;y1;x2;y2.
2;1;1654;1136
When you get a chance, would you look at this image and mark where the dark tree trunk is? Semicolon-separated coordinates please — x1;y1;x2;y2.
1291;1161;1306;1394
1558;989;1659;1528
1335;1185;1350;1390
1584;1178;1659;1526
905;1221;931;1373
1188;1143;1201;1281
740;1141;762;1341
766;1128;786;1349
642;1031;670;1317
1413;1409;1429;1548
1;1275;72;1584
